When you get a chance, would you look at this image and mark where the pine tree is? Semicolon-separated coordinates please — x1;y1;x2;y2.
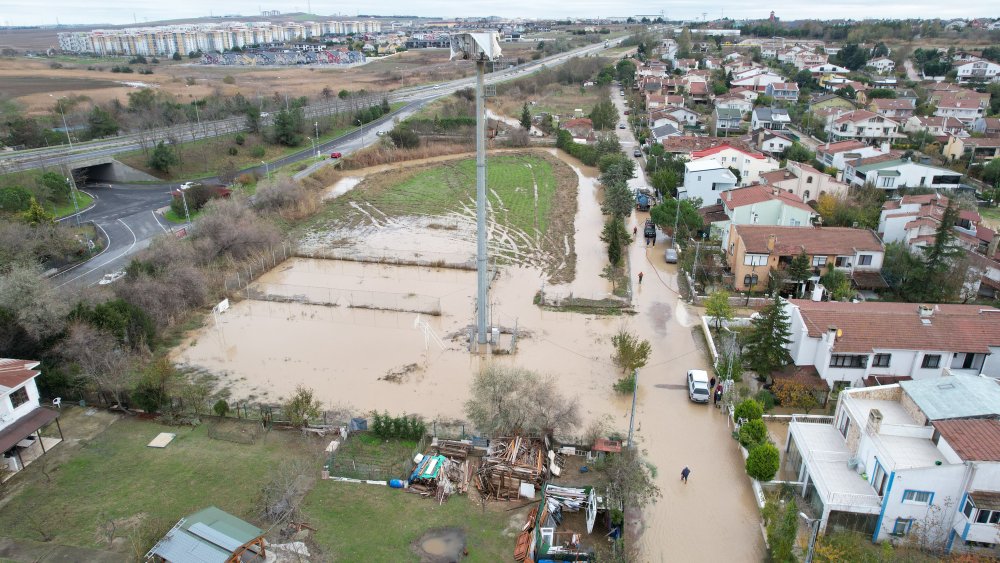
520;103;531;129
743;294;793;380
922;200;964;302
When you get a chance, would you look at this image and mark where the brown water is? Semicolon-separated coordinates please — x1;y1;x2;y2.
173;153;765;562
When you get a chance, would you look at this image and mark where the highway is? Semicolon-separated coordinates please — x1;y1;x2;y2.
42;37;626;290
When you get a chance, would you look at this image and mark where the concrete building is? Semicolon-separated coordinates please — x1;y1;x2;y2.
825;110;901;145
751;107;791;131
816;140;888;172
759;161;850;202
1;359;62;476
955;60;1000;83
844;154;963;191
680;160;738;207
689;143;780;186
709;184;817;250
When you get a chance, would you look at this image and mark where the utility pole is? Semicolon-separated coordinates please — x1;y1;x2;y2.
475;54;489;344
180;188;192;225
314;121;320;157
627;369;639;447
64;167;81;226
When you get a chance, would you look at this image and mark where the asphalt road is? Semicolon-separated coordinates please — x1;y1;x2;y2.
46;38;625;291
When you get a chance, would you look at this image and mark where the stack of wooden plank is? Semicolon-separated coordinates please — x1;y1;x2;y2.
475;435;548;501
434;440;472;461
513;506;539;562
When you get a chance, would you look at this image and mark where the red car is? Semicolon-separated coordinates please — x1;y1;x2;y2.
330;152;343;159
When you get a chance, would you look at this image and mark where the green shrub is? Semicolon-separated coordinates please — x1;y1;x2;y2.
250;145;266;158
222;75;236;84
613;373;635;394
227;147;238;156
734;398;764;422
745;442;780;481
213;399;229;417
755;389;776;411
737;419;768;448
234;133;246;145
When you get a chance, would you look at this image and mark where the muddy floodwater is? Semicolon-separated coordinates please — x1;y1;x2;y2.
173;149;765;561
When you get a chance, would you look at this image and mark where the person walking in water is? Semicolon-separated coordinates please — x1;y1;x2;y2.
681;466;691;484
638;271;644;284
633;225;638;238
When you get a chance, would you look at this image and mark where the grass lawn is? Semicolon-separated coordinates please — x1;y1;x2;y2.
496;83;604;123
979;205;1000;229
52;190;94;218
301;482;520;562
162;208;199;223
326;433;419;480
0;418;316;550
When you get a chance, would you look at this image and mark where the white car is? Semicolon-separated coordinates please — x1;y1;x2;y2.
98;270;126;285
687;369;711;404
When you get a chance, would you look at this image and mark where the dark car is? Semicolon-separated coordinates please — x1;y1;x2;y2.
330;152;343;159
633;148;642;157
643;220;656;240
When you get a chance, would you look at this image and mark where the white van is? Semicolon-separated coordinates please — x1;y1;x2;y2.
687;369;710;404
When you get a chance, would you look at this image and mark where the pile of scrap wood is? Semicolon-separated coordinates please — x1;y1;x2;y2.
513;506;539;562
432;439;472;461
475;435;548;501
407;453;471;504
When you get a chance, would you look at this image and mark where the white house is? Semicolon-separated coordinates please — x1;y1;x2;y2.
759;161;850;202
816;140;888;172
933;93;990;124
867;56;896;74
825;110;901;145
765;82;800;102
878;194;993;255
785;374;1000;553
755;130;795;157
903;116;967;138
732;71;786;92
785;300;1000;388
751;107;791;131
660;38;678;62
663;105;699;127
1;359;62;475
680;159;738;207
688;142;780;186
955;60;1000;83
845;154;963;191
713;94;754;116
808;63;851;76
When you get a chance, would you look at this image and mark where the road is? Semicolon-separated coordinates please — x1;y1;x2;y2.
47;38;626;290
0;38;623;174
904;60;921;82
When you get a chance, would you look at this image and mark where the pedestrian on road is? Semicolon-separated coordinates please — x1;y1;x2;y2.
681;466;691;483
633;226;637;238
638;272;644;285
710;377;716;390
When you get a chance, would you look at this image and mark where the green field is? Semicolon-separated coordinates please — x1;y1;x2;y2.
51;190;93;218
301;483;519;561
0;417;315;550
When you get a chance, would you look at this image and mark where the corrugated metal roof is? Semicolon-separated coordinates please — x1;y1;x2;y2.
150;507;263;563
900;374;1000;421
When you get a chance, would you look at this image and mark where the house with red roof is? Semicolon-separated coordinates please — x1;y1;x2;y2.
709;184;817;249
869;98;916;120
879;194;996;255
765;82;800;102
727;225;885;293
689;142;780;186
932;91;990;124
824;110;902;145
786;370;1000;551
1;359;63;476
943;135;1000;163
759;160;850;202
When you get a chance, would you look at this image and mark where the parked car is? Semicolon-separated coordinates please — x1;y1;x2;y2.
179;182;197;190
619;123;626;129
98;270;126;285
330;152;343;159
687;370;710;403
624;110;630;115
664;248;678;263
633;148;642;157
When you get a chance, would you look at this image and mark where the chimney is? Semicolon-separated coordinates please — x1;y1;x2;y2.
826;325;838;342
784;171;791;179
767;234;777;252
727;190;733;202
918;304;934;319
866;409;884;435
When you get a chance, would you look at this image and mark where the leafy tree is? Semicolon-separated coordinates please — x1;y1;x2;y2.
768;498;799;562
881;241;927;300
602;181;635;219
283;385;322;428
867;88;896;99
649;169;678;197
147;141;179;173
734;398;764;422
244;106;261;134
39;172;71;204
982;158;1000;186
745;442;780;481
615;59;637;85
611;327;651;375
3;115;48;148
921;200;963;302
69;298;155;349
86;106;119;139
271;107;304;147
519;103;531;129
381;97;390;114
0;186;33;213
871;42;889;58
832;43;867;71
772;379;819;414
21;198;52;225
738;419;768;448
820;267;853;301
464;365;580;436
389;126;420;149
127;88;156;113
338;89;350;99
172;51;182;61
650;198;703;240
599;448;662;511
742;294;793;379
835;85;857;100
213;399;229;417
601;216;630;266
705;290;733;331
787;250;811;288
588;97;619;130
784;142;813;163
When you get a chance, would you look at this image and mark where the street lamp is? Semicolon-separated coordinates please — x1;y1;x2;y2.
357;118;365;144
799;513;821;563
308;136;316;159
314;121;320;157
50;95;73;149
261;160;270;180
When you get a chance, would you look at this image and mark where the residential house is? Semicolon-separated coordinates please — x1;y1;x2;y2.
674;58;698;72
944;135;1000;163
792;53;828;71
751;107;791;131
809;94;858;113
646;94;668;110
661;38;678;62
845;154;963;191
680;160;738;206
878;194;994;254
872;77;900;90
687;80;710;104
903;116;967;140
753;129;796;157
726;225;885;292
649;122;683;143
816;140;888;172
729;86;759;103
714;94;754;115
825;110;901;145
714;107;744;136
638;61;670;78
809;63;851;85
709;184;817;248
933;92;991;124
702;56;722;70
732;71;785;92
896;89;919;105
765;82;800;102
956;60;1000;83
689;143;780;186
663;105;699;127
869;98;916;120
561;118;595;144
759;161;851;202
146;506;267;562
659;137;759;159
1;359;63;476
971;117;1000;136
785;374;1000;552
867;56;896;74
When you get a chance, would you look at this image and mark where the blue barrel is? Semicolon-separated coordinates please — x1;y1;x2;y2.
389;479;404;489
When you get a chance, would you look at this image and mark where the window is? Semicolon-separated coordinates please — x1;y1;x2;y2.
812;256;827;267
892;518;913;537
858;255;873;266
921;354;942;369
976;508;1000;525
698;175;702;181
835;256;851;268
830;355;867;368
837;413;852;438
879;176;896;188
789;218;801;227
963;497;976;519
744;254;768;266
903;490;933;505
807;176;814;184
873;354;891;368
9;386;29;409
803;190;810;200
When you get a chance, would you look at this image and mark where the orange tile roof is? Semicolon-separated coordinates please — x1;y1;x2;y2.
816;140;868;154
933;419;1000;462
721;184;815;214
735;225;883;256
788;299;1000;354
0;359;40;391
691;143;767;160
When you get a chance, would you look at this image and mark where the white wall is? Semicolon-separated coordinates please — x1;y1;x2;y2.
0;378;41;432
876;464;968;544
980;347;1000;379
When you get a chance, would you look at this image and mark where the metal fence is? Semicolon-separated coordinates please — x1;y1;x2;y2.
246;282;443;316
222;242;296;294
325;433;429;482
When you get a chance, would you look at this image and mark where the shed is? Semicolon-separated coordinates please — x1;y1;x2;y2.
146;506;266;563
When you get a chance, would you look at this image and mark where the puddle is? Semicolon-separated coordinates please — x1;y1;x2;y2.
412;527;466;562
322;176;363;200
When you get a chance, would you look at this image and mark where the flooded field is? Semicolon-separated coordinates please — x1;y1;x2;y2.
172;147;765;561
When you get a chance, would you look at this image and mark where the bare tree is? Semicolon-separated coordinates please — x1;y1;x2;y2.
258;458;316;525
190;197;282;263
0;263;69;341
464;365;580;436
60;322;140;409
254;178;319;220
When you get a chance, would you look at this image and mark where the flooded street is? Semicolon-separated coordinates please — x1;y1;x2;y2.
173;139;764;560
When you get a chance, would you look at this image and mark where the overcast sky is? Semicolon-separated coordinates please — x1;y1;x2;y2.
2;0;997;27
